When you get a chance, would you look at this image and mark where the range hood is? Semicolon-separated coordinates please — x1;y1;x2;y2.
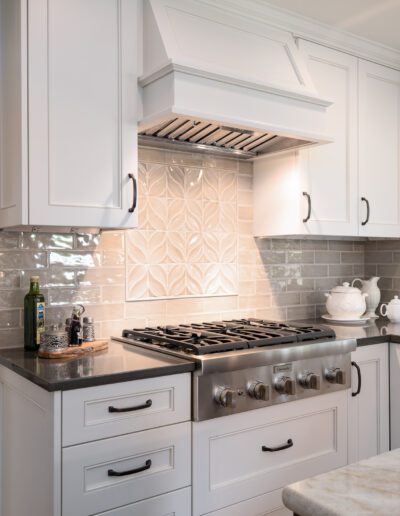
138;0;333;160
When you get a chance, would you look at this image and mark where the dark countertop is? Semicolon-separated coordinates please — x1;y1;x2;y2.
0;340;195;392
0;318;399;393
307;317;400;346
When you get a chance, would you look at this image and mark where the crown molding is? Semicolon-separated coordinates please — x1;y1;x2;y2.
197;0;400;70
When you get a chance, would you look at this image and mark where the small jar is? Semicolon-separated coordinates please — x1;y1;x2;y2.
82;316;95;342
40;325;69;353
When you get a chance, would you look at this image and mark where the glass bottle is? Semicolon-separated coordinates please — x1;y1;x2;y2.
24;276;46;351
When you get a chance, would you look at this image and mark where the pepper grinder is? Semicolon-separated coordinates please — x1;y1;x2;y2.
69;304;85;346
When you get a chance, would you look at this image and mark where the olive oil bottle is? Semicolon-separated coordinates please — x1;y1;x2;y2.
24;276;46;351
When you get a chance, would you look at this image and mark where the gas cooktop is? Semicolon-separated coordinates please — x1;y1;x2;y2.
121;319;336;356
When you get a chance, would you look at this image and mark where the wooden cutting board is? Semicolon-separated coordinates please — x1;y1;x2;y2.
38;339;108;359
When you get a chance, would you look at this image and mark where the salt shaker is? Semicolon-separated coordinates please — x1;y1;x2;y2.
83;316;95;342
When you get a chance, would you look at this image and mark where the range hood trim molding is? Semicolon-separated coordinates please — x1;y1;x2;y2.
139;61;333;109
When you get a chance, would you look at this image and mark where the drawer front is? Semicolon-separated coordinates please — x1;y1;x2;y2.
193;391;347;515
62;422;191;516
205;489;290;516
94;487;191;516
62;373;190;445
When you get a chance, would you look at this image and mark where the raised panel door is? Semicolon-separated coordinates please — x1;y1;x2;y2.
28;0;138;228
298;41;358;236
359;60;400;236
348;343;389;463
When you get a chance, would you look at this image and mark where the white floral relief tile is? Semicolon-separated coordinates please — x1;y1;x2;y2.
126;157;239;301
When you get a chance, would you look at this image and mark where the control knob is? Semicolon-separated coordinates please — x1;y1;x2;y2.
214;387;237;408
274;376;296;395
325;367;346;385
298;372;321;390
247;381;270;401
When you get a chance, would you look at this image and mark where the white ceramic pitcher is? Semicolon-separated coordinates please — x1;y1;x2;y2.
351;277;380;319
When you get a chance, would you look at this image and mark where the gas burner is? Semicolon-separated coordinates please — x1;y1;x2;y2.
121;319;335;355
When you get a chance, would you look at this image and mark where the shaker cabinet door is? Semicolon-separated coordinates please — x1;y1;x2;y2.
27;0;138;229
297;40;358;236
358;60;400;237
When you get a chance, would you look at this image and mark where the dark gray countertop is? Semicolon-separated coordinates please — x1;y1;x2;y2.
0;340;195;392
0;318;398;393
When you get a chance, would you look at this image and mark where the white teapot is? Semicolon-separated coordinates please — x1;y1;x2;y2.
325;282;368;320
380;296;400;323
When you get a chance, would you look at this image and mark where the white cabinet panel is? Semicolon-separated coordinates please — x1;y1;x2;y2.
390;343;400;450
254;42;357;237
193;391;348;516
298;41;358;236
359;60;400;237
62;422;191;516
204;488;290;516
348;343;389;463
62;373;191;445
93;488;191;516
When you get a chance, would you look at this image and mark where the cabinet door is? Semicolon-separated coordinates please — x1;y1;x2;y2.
298;41;358;236
28;0;138;229
359;60;400;237
390;344;400;450
348;343;389;464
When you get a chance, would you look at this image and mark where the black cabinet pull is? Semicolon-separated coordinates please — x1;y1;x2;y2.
128;173;137;213
302;192;311;223
108;459;151;477
108;399;152;413
361;197;370;226
262;439;293;452
351;361;362;397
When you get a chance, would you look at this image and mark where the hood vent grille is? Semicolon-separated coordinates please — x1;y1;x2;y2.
139;117;313;160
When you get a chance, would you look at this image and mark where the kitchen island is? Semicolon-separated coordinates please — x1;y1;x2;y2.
282;448;400;515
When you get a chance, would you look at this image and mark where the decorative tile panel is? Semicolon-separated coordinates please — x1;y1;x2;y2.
126;157;239;300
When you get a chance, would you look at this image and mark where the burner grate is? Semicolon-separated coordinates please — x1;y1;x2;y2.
122;319;335;355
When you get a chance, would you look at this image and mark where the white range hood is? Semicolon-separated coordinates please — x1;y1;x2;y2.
138;0;333;159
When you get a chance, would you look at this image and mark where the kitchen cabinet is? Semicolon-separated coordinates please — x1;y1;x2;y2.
348;343;390;464
254;43;400;239
390;343;400;449
0;0;138;230
358;60;400;237
193;391;348;516
0;366;191;516
254;42;358;237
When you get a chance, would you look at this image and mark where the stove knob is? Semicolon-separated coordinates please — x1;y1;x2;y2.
325;367;346;385
247;382;270;401
214;387;237;408
299;372;321;390
274;376;296;395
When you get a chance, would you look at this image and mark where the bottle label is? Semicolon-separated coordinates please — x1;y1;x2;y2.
36;302;45;344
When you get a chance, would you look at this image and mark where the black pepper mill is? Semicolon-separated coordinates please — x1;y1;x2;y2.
69;304;85;346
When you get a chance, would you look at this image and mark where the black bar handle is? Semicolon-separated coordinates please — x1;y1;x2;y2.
128;173;137;213
302;192;311;223
361;197;370;226
108;459;151;477
262;439;293;452
351;361;362;397
109;399;152;413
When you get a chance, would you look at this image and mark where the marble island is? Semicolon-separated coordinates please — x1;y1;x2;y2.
282;449;400;515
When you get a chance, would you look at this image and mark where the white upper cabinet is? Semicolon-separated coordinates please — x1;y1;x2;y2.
254;41;358;237
0;0;139;230
297;41;358;237
358;60;400;237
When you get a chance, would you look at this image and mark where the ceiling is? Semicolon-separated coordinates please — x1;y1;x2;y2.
265;0;400;50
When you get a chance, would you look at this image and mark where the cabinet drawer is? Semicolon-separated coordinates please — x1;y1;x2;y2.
193;391;347;515
62;422;191;516
94;487;191;516
62;373;190;445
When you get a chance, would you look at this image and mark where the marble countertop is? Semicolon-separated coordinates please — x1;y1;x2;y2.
282;449;400;516
0;340;195;391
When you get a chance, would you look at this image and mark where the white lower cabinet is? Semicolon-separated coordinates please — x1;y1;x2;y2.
390;343;400;450
93;488;192;516
193;391;348;516
348;343;390;463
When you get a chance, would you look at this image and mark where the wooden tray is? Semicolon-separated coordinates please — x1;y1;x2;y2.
38;339;108;359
